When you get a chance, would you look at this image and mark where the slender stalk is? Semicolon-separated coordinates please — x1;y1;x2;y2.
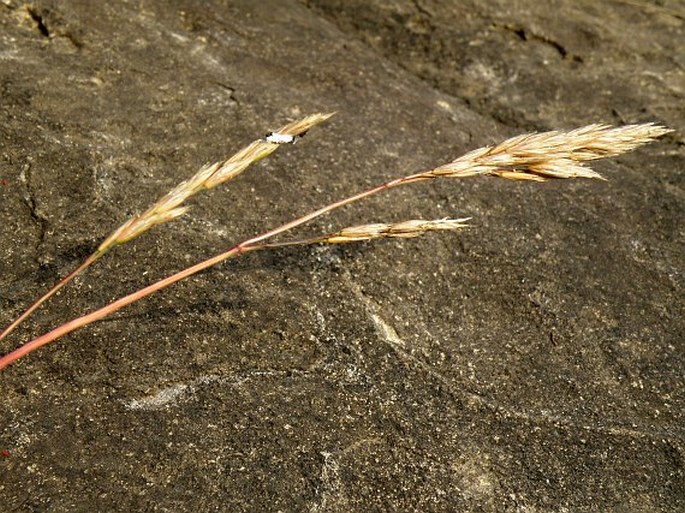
0;215;471;369
0;246;253;370
0;252;101;343
238;174;432;248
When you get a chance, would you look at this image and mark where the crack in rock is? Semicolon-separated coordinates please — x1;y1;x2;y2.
18;161;47;253
26;6;50;38
309;451;342;513
494;22;583;62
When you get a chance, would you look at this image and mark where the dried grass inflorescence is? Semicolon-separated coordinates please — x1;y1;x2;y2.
101;112;335;247
323;218;471;244
0;118;671;371
428;123;672;181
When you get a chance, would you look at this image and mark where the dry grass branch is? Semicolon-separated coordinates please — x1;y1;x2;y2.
0;121;671;371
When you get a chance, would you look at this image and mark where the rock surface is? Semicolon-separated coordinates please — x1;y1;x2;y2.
0;0;683;511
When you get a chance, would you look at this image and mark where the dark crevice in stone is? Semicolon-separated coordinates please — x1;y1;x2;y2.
27;6;51;38
216;82;239;106
494;22;584;62
19;162;48;258
63;30;83;49
298;3;555;132
25;5;83;48
410;0;431;18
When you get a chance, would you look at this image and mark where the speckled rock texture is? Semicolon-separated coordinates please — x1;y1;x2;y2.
1;0;683;511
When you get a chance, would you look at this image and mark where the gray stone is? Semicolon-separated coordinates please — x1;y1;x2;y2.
1;0;683;511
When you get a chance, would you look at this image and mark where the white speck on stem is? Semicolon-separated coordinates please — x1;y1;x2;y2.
266;132;296;144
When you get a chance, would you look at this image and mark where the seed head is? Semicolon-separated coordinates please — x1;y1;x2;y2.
324;218;470;244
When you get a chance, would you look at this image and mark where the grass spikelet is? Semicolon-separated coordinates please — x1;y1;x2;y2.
323;218;470;244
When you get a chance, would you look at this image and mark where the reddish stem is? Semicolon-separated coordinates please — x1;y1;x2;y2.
0;253;101;343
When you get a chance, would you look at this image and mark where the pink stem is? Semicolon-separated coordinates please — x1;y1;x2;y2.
0;253;101;343
0;246;249;370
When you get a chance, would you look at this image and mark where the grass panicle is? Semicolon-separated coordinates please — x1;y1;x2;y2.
428;123;672;181
0;120;671;371
322;218;471;244
104;112;334;246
